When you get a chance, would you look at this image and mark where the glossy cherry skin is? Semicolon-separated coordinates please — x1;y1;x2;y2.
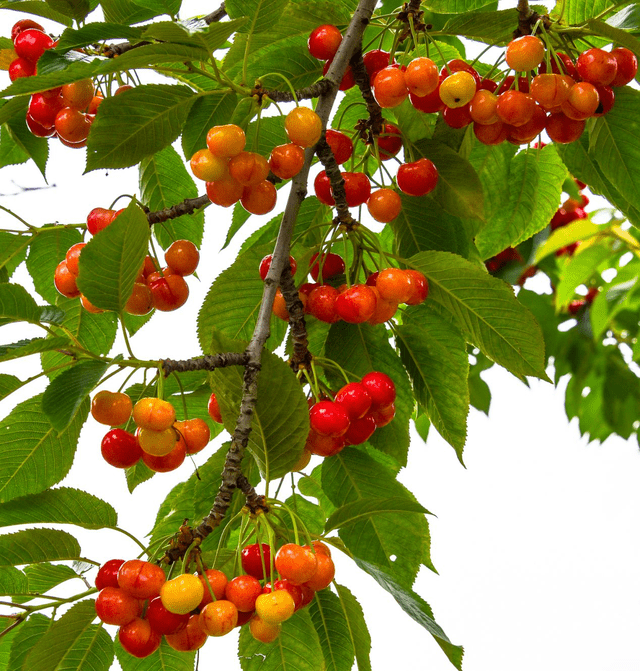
325;129;353;164
275;544;318;585
367;188;402;223
117;559;166;600
242;543;272;580
165;614;207;652
335;284;377;323
101;429;142;469
309;400;350;437
26;114;56;138
11;19;44;41
249;615;281;642
343;414;377;445
314;170;335;206
410;86;444;113
405;270;429;305
148;274;189;312
259;254;297;280
165;240;199;276
335;382;372;420
368;402;395;427
308;24;342;60
241;180;277;215
304;553;336;591
269;143;305;179
285;107;322;147
405;57;439;97
372;66;408;108
141;437;186;472
174;418;210;455
96;559;126;590
86;207;116;235
54;260;80;298
14;29;54;62
505;35;545;71
361;371;396;408
225;574;263;612
200;600;238;636
577;48;617;86
118;618;161;658
363;49;393;84
207;392;223;423
95;587;141;626
306;285;340;323
305;430;345;457
341;172;371;207
198;569;229;608
397;159;438;197
206;124;245;157
28;93;64;129
133;397;175;432
610;47;638;86
309;252;345;281
146;596;189;635
9;57;36;81
376;123;403;160
91;390;132;426
206;174;243;207
496;90;536;126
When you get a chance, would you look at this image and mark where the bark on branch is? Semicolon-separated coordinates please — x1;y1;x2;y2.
161;352;249;376
146;195;210;225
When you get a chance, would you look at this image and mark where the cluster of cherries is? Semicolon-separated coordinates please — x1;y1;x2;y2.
304;371;397;459
93;392;210;472
54;204;200;313
95;540;336;657
7;19;102;146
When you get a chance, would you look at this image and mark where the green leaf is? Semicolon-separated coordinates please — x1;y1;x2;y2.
45;0;90;21
533;219;603;263
133;0;180;17
0;625;18;671
0;96;30;126
198;242;287;352
227;0;289;33
321;448;433;586
425;0;495;11
588;17;640;54
42;359;109;432
238;609;324;671
0;337;69;364
396;310;469;459
0;283;55;326
139;145;204;250
5;113;48;178
0;125;29;169
308;589;355;671
0;232;32;280
551;0;621;23
25;601;113;671
181;91;238;160
77;201;150;312
115;638;195;671
325;322;413;466
15;563;79;603
605;4;640;31
0;1;73;24
0;528;81;566
27;227;82;304
85;85;197;171
124;460;155;494
0;567;28;595
468;372;491;415
5;614;50;671
325;497;428;532
410;251;548;380
415;139;484;221
55;23;144;50
0;394;88;503
100;0;165;24
0;374;22;401
590;87;640;213
440;6;524;44
354;557;464;670
334;584;371;671
209;329;309;479
475;145;567;260
0;487;117;529
556;242;613;307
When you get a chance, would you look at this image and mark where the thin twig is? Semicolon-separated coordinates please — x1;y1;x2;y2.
146;195;210;225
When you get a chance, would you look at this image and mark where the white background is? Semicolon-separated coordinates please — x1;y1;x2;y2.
1;1;640;669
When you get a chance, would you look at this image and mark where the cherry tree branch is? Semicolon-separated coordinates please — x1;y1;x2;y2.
161;352;249;376
146;195;210;225
280;266;312;373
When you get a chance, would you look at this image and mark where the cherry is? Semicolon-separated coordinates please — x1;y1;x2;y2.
478;78;499;92
118;618;161;658
160;574;204;614
28;93;64;129
309;252;345;281
133;397;175;431
229;151;270;186
410;86;445;113
87;207;116;235
165;614;207;651
208;392;223;423
610;47;638;86
291;447;312;471
275;544;318;585
242;543;271;580
441;59;480;82
313;170;335;206
91;390;132;426
335;284;377;323
469;89;499;125
325;129;353;164
375;268;413;303
199;569;228;607
14;29;54;62
146;596;189;635
80;294;103;314
255;590;296;625
249;615;281;643
125;283;154;316
593;85;615;116
405;57;439;97
397;159;438;197
304;553;336;591
285;107;322;147
165;240;199;276
440;71;476;108
530;73;572;109
114;85;133;95
568;299;586;315
117;559;166;599
305;429;345;457
137;427;177;456
174;418;210;455
206;124;245;157
496;75;530;95
369;402;395;427
141;437;186;472
95;559;126;591
405;269;429;305
95;587;141;626
199;600;238;637
505;35;545;71
496;90;536;126
9;57;36;81
473;120;507;145
561;82;600;120
442;104;473;129
577;48;617;86
308;24;342;60
26;114;56;138
259;254;297;280
363;49;392;84
304;540;332;557
377;123;403;160
342;171;371;207
270;579;304;610
373;66;408;108
206;173;244;207
367;188;402;223
309;400;350;437
335;382;372;420
61;79;94;110
269;143;305;179
271;290;290;322
361;371;396;408
241;180;277;215
225;574;263;612
148;274;189;311
55;108;93;144
54;260;80;298
322;60;355;90
11;19;44;41
539;52;578;79
506;104;547;144
343;413;377;445
190;148;228;182
306;284;340;323
87;93;103;114
368;289;398;324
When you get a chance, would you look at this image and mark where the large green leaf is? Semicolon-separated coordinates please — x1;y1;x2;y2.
397;307;469;459
0;528;81;566
309;589;355;671
55;23;144;50
475;145;567;260
76;201;150;312
5;112;48;178
410;251;548;380
0;487;117;529
15;563;79;603
25;601;113;671
115;638;195;671
334;584;371;671
0;0;73;24
227;0;289;33
139;145;204;250
0;283;63;326
197;242;287;352
354;557;464;670
85;85;197;171
441;6;525;44
181;90;238;160
425;0;495;11
324;322;413;466
42;359;110;432
5;614;50;671
238;609;324;671
0;337;70;364
321;448;433;586
0;394;88;503
0;567;28;595
325;497;428;532
590;87;640;213
209;329;309;479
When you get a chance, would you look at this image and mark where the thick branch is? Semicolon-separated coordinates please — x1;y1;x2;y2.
315;137;353;225
513;0;545;37
161;352;249;376
351;49;383;139
146;195;210;225
260;79;333;102
280;266;312;373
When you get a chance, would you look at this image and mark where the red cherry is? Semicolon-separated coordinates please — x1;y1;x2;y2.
146;596;189;635
117;560;166;600
8;57;36;81
373;66;408;108
11;19;44;42
14;29;54;63
309;252;345;281
545;112;585;143
334;284;377;323
340;171;371;207
397;159;438;197
95;559;126;590
593;85;615;116
410;86;444;113
360;371;396;409
242;543;271;580
363;49;393;84
28;93;64;129
259;254;297;281
207;392;223;423
148;274;189;312
305;430;345;457
118;618;161;658
334;382;372;420
440;59;480;82
442;104;473;129
141;437;187;472
314;170;335;206
343;414;377;445
225;574;263;612
86;207;116;235
577;48;617;86
95;587;141;626
610;47;638;86
368;402;395;427
26;114;56;138
308;25;342;61
309;400;350;437
325;129;353;165
100;429;142;469
323;60;355;90
306;285;340;323
377;123;403;160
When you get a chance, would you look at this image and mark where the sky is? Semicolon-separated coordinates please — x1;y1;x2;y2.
1;2;640;670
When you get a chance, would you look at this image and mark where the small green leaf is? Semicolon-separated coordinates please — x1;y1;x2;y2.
0;125;29;169
0;374;22;401
309;589;355;671
325;497;428;532
76;201;150;312
55;23;144;50
0;528;81;566
0;283;43;325
440;6;522;44
181;90;238;160
534;219;604;263
556;243;613;308
45;0;90;22
124;460;155;494
5;113;48;178
226;0;289;34
0;567;28;595
0;337;69;364
334;584;371;671
16;563;79;603
0;487;117;529
115;638;195;671
425;0;495;11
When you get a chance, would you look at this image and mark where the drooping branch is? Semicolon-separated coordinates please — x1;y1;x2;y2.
161;352;249;376
146;195;210;225
162;0;378;564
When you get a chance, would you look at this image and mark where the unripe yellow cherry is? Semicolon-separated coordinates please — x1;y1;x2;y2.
249;615;281;643
254;590;295;624
285;107;322;148
160;574;204;615
132;397;176;431
439;71;477;108
189;149;228;182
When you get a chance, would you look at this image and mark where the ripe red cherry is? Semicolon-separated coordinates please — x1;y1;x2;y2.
148;274;189;312
117;560;166;600
361;371;396;408
199;569;228;608
241;180;277;215
545;112;585;143
376;268;413;303
343;414;377;445
269;143;305;179
165;614;207;652
242;543;271;580
101;429;142;469
367;189;402;223
577;48;617;86
95;559;126;590
410;86;444;113
496;90;536;126
305;430;345;457
225;574;263;612
26;114;56;138
610;47;638;86
141;437;186;472
505;35;545;71
561;82;600;120
377;123;403;160
87;207;116;235
308;24;342;61
309;252;345;281
441;59;480;82
208;392;223;423
322;61;355;91
309;400;350;437
334;382;372;420
397;158;438;197
259;254;297;280
342;172;371;207
306;284;340;323
314;170;334;206
442;104;473;129
55;108;92;144
28;93;64;129
363;49;393;84
405;57;438;97
11;19;44;41
593;85;615;116
118;618;161;658
373;66;408;108
8;57;36;81
54;260;80;299
165;240;199;276
405;270;429;305
275;544;318;585
506;104;547;144
95;587;141;626
335;284;377;323
271;579;304;610
369;403;395;427
14;29;54;62
146;596;189;635
325;129;353;165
